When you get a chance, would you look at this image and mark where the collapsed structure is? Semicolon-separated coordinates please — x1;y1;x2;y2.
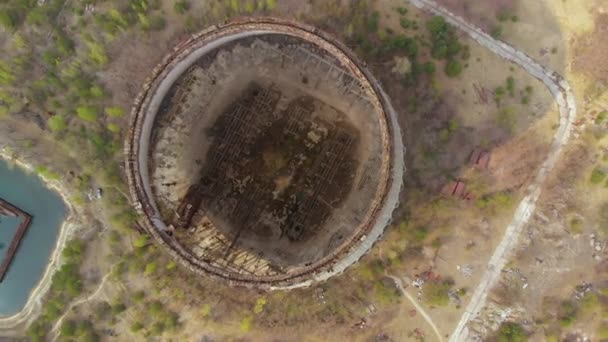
0;198;32;283
125;18;404;289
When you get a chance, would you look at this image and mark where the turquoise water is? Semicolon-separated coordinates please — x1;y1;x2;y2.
0;159;66;316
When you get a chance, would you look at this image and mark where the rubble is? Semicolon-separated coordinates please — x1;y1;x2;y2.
457;264;474;277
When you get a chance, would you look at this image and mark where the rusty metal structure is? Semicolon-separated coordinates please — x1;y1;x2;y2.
124;18;403;289
0;198;32;283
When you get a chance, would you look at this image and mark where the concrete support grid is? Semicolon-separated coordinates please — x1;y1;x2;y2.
124;18;405;290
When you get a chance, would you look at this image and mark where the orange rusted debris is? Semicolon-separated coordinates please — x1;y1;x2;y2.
469;147;490;170
442;180;472;201
0;198;33;283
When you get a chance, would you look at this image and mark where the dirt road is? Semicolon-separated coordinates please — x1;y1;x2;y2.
50;268;113;341
388;275;444;342
405;0;577;341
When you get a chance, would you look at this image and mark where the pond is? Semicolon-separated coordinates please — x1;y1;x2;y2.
0;159;66;316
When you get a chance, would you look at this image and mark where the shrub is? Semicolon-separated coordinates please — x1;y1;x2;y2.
148;15;166;31
445;60;463;77
149;301;163;317
506;76;515;96
94;301;111;320
130;321;144;332
164;312;179;330
491;25;503;38
558;300;578;327
48;116;67;132
0;9;18;31
144;261;158;276
174;0;190;14
111;299;126;315
253;297;267;314
107;123;120;133
76;106;99;122
423;280;452;306
497;107;517;132
374;280;401;304
265;0;277;10
367;11;380;32
568;218;583;234
150;321;164;335
60;320;76;337
200;303;212;318
133;290;145;303
497;322;527;342
133;234;149;248
598;324;608;340
55;32;75;56
496;10;512;22
240;315;253;332
596;111;607;125
579;292;600;314
590;168;607;184
51;263;83;297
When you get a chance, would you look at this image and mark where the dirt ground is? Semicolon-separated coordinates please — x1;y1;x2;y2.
4;0;606;341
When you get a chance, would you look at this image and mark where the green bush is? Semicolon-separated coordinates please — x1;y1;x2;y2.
164;311;180;330
149;301;164;317
445;60;463;77
60;320;76;337
476;191;513;211
497;107;517;132
144;261;158;275
497;322;527;342
558;300;578;327
568;218;583;234
367;11;379;32
174;0;190;14
134;234;149;248
111;300;126;315
133;290;145;303
423;280;452;306
598;324;608;340
0;8;19;31
253;297;267;314
496;10;513;22
265;0;277;10
148;15;166;31
130;321;144;332
240;315;253;333
0;61;16;85
51;263;83;297
596;111;607;125
48;116;67;132
491;25;503;38
150;321;164;335
590;168;606;184
76;106;99;122
374;280;401;305
506;76;515;96
107;123;120;133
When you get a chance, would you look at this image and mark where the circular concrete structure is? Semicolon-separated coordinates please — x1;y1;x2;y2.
125;18;404;289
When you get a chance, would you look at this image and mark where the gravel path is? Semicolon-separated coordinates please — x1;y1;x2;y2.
50;268;114;341
388;274;444;342
405;1;577;341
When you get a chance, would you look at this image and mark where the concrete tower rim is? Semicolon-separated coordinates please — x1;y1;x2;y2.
124;17;405;289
